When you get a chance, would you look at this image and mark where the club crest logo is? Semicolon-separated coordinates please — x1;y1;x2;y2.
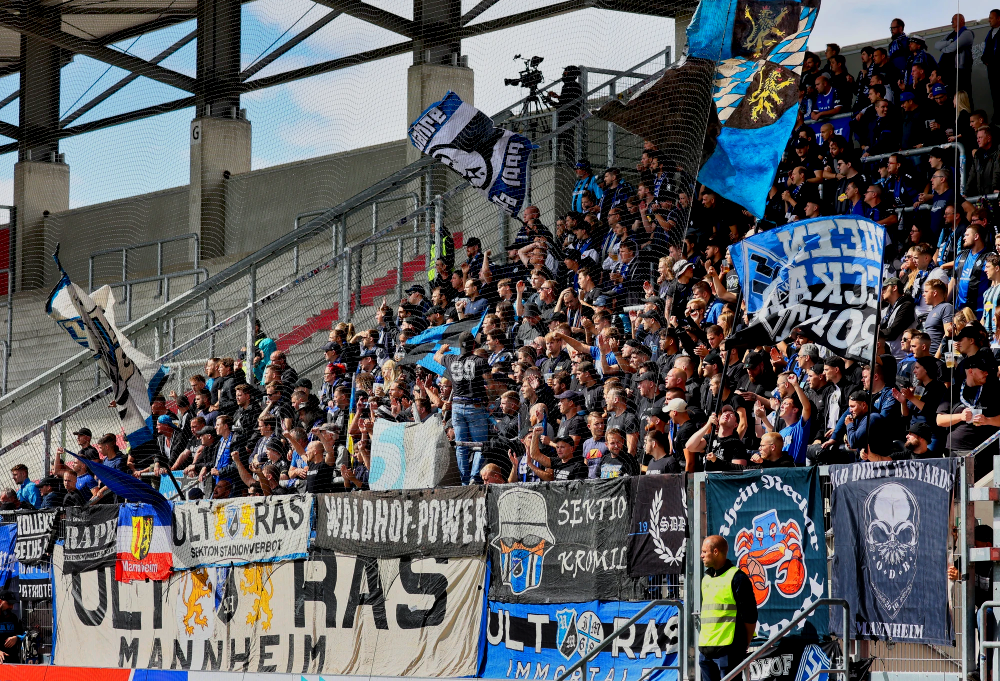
735;509;806;606
491;488;555;594
556;609;603;660
214;503;255;541
130;515;153;560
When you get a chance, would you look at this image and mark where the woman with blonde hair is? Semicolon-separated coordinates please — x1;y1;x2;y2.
949;90;973;147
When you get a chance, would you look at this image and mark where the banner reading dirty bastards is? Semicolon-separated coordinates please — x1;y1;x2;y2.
830;459;956;645
171;495;312;569
53;546;485;676
706;468;828;638
486;479;645;603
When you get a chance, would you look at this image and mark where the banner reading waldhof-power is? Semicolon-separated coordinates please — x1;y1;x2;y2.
706;468;828;638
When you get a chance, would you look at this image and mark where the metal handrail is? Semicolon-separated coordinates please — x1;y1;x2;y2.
717;598;850;681
861;142;967;196
0;47;671;424
88;232;200;293
977;600;1000;676
553;599;684;681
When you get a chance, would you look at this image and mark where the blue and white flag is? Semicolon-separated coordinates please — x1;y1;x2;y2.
409;91;536;215
400;312;487;374
46;249;168;453
694;0;821;217
730;216;885;359
0;524;15;588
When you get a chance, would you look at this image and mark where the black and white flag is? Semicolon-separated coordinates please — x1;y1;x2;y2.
730;216;886;359
409;91;536;215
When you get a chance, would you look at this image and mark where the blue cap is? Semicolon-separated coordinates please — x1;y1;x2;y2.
594;295;611;307
157;415;176;428
898;91;915;102
575;159;591;169
931;83;947;97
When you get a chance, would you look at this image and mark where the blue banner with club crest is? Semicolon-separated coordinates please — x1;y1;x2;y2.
706;468;828;638
482;599;680;681
693;0;822;218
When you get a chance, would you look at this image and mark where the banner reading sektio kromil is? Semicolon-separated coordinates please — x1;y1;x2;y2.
830;459;956;644
706;468;828;638
487;479;645;604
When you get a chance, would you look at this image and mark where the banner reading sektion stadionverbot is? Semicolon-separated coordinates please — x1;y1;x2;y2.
486;479;645;604
830;459;956;645
54;546;485;676
314;487;487;558
706;468;828;638
171;495;312;569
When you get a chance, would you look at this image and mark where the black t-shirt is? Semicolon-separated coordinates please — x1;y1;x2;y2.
705;434;749;471
637;394;665;437
668;420;699;461
557;414;590;453
599;451;640;478
666;280;692;318
306;461;337;493
646;455;683;474
448;352;490;401
938;382;1000;474
606;410;640;437
551;456;588;481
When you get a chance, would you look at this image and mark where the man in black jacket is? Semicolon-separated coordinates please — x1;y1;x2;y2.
0;591;24;664
880;277;916;359
231;384;262;455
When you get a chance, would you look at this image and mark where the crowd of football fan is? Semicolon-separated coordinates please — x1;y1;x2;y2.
9;14;1000;509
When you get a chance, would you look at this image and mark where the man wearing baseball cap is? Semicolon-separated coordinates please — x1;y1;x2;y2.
572;160;603;213
0;590;24;663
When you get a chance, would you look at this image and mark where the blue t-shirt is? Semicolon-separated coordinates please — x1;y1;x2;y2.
779;417;810;466
957;249;990;317
16;480;40;508
76;473;97;494
814;88;842;114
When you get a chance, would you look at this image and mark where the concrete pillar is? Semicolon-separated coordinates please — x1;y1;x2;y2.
15;3;67;289
407;64;475;165
674;13;693;58
189;117;251;259
190;0;246;259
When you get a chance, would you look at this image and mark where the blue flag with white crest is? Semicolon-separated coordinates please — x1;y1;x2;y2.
408;91;536;215
46;248;168;454
729;216;885;360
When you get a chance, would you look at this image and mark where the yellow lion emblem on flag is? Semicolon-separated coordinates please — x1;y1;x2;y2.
749;69;793;122
213;503;256;541
181;568;213;635
130;515;153;560
240;564;274;631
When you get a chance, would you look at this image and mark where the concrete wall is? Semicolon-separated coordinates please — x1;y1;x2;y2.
839;17;994;119
38;139;409;287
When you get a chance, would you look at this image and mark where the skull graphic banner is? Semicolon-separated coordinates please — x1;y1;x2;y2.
486;480;646;603
830;459;956;645
706;468;828;638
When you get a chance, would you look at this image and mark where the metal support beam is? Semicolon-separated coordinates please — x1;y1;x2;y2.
413;0;461;65
309;0;415;37
240;10;342;82
196;0;242;116
461;0;502;25
242;41;413;92
19;5;59;160
0;10;197;93
61;29;197;127
461;0;590;38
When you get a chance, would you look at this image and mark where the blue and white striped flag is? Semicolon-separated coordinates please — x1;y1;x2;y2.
409;91;536;215
46;248;168;453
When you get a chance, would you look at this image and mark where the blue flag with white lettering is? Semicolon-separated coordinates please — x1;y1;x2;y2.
730;216;885;360
408;91;536;215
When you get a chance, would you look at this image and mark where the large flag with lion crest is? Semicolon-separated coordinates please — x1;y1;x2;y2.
706;468;828;638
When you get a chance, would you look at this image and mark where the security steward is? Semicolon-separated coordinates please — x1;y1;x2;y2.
699;535;758;681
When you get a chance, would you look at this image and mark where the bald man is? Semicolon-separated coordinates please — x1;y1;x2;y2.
699;535;759;681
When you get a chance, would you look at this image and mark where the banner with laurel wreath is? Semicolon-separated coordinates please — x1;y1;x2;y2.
706;468;828;638
628;475;687;576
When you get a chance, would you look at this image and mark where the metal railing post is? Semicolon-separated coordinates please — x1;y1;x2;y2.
156;241;163;297
122;248;127;284
499;208;508;252
396;238;404;302
355;245;363;309
88;257;94;292
125;283;133;323
434;195;443;260
42;420;52;476
577;67;588;161
341;246;352;321
4;207;13;397
246;263;257;387
293;215;300;275
372;201;379;263
607;80;616;166
57;378;66;448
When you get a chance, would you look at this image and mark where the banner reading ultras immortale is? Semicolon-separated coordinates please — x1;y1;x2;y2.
171;495;312;569
54;546;485;676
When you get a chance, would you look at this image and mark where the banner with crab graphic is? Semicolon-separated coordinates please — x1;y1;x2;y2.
707;468;828;638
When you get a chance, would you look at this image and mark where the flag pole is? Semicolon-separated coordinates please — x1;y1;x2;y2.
704;286;744;462
866;263;886;426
